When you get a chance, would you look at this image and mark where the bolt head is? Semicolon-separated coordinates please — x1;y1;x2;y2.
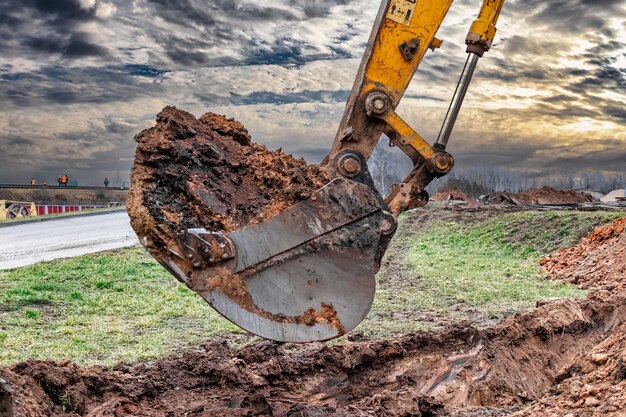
342;157;361;175
373;98;386;111
435;159;449;170
380;213;397;235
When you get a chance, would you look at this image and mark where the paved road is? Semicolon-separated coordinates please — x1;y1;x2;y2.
0;211;139;270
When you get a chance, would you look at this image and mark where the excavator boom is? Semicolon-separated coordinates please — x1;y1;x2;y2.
129;0;506;343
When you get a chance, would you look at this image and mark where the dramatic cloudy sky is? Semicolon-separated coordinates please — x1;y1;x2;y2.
1;0;624;186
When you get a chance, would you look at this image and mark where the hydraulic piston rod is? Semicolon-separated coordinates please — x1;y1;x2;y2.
435;52;480;150
435;0;506;150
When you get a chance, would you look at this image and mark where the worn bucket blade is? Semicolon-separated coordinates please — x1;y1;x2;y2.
149;178;393;342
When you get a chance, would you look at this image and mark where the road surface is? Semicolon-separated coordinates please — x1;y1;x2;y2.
0;211;139;270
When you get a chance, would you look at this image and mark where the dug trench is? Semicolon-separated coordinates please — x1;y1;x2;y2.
1;109;625;417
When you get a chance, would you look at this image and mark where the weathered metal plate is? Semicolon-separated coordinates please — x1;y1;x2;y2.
204;218;381;342
158;177;392;342
229;178;381;272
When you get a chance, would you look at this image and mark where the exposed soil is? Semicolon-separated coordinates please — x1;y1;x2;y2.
482;186;597;205
430;189;470;202
1;293;623;416
540;217;626;291
3;108;626;416
2;217;626;417
126;107;333;323
127;106;329;265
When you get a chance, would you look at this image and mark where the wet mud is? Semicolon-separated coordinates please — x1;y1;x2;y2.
2;108;625;416
125;107;332;325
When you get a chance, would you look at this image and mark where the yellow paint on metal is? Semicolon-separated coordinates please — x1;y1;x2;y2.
359;0;455;106
382;111;435;159
466;0;505;51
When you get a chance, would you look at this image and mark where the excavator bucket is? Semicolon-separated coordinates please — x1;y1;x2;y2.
128;108;396;342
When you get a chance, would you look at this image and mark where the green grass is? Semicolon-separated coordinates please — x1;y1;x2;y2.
360;210;623;336
0;247;241;366
0;209;622;365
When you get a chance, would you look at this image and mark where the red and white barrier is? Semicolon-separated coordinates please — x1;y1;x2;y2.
36;205;109;216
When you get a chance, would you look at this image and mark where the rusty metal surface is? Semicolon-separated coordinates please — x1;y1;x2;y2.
229;178;381;273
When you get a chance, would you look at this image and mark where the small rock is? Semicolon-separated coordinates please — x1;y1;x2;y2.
591;353;609;364
584;397;601;407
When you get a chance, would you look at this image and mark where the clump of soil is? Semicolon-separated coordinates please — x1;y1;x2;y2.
127;106;329;263
515;319;626;416
2;140;626;416
482;186;596;205
540;217;626;291
430;189;469;202
513;216;626;417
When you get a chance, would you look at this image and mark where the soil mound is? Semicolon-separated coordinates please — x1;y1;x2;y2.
127;107;329;264
430;189;469;202
482;186;596;205
541;217;626;291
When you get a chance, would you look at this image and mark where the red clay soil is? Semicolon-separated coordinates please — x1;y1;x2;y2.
430;189;469;202
127;106;329;264
484;186;596;205
514;217;626;417
541;217;626;291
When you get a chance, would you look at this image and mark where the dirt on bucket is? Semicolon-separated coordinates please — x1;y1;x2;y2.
126;106;330;266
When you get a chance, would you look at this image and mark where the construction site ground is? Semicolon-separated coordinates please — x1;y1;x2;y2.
1;207;625;416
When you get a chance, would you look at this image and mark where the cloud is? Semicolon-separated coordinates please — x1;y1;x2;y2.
0;0;624;186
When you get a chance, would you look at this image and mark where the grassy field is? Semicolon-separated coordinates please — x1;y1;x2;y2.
362;210;622;335
0;209;623;366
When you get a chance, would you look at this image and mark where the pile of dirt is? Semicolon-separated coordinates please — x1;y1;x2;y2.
481;186;597;206
515;318;626;417
2;109;625;416
540;217;626;291
601;189;626;203
430;189;469;202
127;106;329;266
514;217;626;416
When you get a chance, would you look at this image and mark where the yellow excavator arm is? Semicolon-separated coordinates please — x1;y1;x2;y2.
130;0;506;343
331;0;506;217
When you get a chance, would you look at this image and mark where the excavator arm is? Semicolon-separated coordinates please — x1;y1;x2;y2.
330;0;505;217
131;0;506;343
